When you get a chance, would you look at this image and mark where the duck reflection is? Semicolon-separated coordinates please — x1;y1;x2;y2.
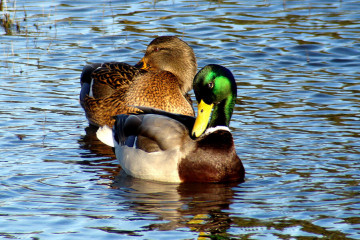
79;126;115;158
78;126;120;182
112;172;240;236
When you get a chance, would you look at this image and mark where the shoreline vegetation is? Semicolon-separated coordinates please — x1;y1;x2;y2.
1;0;23;35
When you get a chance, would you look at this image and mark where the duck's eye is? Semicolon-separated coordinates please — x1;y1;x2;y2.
154;47;160;52
208;82;214;89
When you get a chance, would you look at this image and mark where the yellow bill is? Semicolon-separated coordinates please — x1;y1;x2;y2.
192;100;214;138
136;57;149;70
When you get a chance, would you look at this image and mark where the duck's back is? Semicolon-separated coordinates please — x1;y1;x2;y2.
126;70;194;117
91;62;143;98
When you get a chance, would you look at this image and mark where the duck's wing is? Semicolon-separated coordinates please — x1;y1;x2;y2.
80;63;102;85
132;106;196;132
113;113;192;153
80;63;102;103
92;62;141;92
111;114;192;182
80;62;144;100
82;94;140;127
80;62;146;126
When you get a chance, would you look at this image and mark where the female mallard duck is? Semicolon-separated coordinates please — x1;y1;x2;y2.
97;64;245;183
80;36;197;127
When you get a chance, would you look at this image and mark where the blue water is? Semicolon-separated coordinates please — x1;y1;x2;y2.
1;0;359;239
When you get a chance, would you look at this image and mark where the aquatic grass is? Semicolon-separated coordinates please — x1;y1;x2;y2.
1;0;21;35
1;0;60;75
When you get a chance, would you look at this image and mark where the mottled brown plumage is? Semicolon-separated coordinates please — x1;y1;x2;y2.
80;36;197;127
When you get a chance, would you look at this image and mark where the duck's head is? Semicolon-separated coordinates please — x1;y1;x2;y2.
135;36;197;94
192;64;237;138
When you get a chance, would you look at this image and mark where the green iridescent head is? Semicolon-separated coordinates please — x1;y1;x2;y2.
192;64;237;137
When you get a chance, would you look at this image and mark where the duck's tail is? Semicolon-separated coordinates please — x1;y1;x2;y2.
96;125;115;147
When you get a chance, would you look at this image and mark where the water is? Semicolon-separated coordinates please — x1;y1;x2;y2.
1;0;360;239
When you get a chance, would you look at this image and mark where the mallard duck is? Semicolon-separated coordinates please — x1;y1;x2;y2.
97;64;245;183
80;36;197;127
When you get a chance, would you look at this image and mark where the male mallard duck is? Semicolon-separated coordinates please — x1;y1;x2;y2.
97;64;245;183
80;36;197;127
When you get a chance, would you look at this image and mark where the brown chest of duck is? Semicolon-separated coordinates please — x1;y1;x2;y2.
80;36;197;127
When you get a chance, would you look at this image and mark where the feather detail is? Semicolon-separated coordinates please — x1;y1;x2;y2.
204;126;230;135
115;146;182;182
96;125;115;147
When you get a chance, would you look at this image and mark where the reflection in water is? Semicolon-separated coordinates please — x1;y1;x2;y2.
78;126;120;182
112;173;238;238
103;173;352;239
228;217;353;239
79;126;115;158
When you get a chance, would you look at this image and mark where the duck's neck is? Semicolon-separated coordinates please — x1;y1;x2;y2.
209;95;235;128
171;56;197;94
177;72;193;94
178;64;197;94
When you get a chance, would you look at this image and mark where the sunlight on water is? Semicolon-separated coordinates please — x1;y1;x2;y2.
0;0;359;239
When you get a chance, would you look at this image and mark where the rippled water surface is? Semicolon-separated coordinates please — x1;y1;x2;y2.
1;0;360;239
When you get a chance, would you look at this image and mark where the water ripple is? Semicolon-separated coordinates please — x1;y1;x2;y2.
1;0;360;239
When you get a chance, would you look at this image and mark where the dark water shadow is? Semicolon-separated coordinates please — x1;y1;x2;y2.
77;125;121;181
110;172;242;237
79;125;116;158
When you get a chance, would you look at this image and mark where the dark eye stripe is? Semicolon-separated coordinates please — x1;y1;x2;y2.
152;47;172;53
150;47;159;53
